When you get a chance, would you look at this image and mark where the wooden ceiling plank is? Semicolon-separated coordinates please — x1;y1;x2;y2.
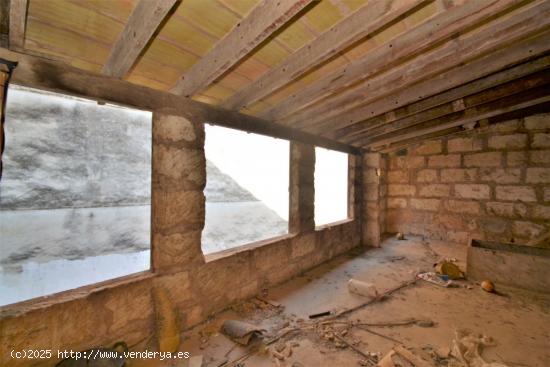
0;46;358;155
8;0;28;49
171;0;314;98
260;0;524;122
356;69;550;146
101;0;179;78
337;55;550;142
368;86;550;148
291;0;550;131
220;0;428;111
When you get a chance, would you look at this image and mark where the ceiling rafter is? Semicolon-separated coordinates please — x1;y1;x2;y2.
220;0;428;111
361;69;550;147
259;0;523;122
369;86;550;149
101;0;179;78
8;0;28;49
170;0;314;98
287;0;550;131
337;55;550;143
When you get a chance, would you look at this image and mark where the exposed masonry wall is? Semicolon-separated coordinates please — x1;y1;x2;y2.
0;113;362;367
385;113;550;245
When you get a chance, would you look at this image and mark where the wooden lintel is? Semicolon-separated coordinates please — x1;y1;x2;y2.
0;47;358;155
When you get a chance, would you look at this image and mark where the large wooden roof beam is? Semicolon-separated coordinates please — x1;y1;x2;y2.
0;47;358;155
171;0;313;98
101;0;179;78
221;0;428;111
369;86;550;149
337;55;550;143
8;0;28;49
260;0;524;122
302;2;550;134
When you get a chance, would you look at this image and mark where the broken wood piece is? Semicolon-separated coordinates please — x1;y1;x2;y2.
394;346;437;367
221;320;266;345
357;326;403;345
256;297;282;307
309;310;332;319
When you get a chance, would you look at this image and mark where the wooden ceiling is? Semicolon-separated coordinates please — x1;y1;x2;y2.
2;0;550;152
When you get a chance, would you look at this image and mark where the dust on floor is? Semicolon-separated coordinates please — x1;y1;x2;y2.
142;236;550;367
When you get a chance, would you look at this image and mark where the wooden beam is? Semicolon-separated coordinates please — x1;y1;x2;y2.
290;0;550;131
0;47;358;155
101;0;179;78
357;70;550;146
369;86;550;148
337;55;550;143
260;0;521;121
171;0;313;98
8;0;28;49
220;0;428;111
373;102;550;153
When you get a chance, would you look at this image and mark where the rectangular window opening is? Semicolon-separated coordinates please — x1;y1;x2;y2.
314;147;349;227
202;125;289;255
0;85;152;307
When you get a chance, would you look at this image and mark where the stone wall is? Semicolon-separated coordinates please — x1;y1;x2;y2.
0;113;362;366
385;113;550;245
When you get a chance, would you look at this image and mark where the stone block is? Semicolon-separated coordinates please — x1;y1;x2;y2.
479;168;521;184
363;168;379;184
387;198;407;209
485;202;527;218
416;169;438;183
155;145;205;187
364;153;381;168
545;188;550;202
488;134;527;150
153;190;205;231
445;200;480;215
526;168;550;183
407;156;426;168
414;140;442;155
454;184;490;200
532;133;550;148
410;198;440;211
428;154;461;168
487;119;520;132
495;186;536;202
447;137;482;152
532;205;550;220
388;170;409;183
507;151;527;167
524;113;550;130
464;152;502;167
530;150;550;165
388;184;416;197
364;184;380;201
479;217;508;234
512;221;545;238
440;168;477;182
153;231;204;270
419;184;450;198
154;114;198;143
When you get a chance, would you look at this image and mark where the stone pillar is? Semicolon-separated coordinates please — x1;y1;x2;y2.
348;154;362;220
289;141;315;234
151;112;206;273
362;152;386;247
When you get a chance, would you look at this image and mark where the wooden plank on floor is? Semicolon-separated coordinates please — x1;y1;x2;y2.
220;0;428;110
171;0;314;98
101;0;179;78
0;47;358;154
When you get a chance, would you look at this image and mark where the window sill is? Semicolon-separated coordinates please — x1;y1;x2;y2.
315;217;354;231
204;233;295;263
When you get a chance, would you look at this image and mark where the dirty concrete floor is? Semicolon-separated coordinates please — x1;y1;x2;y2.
178;236;550;367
